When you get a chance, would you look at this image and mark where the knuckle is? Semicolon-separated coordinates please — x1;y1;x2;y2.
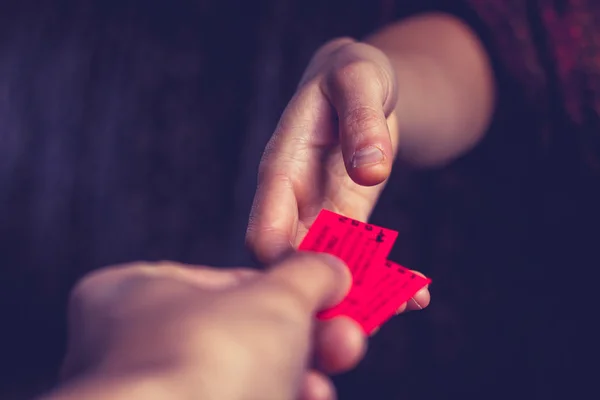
244;216;258;248
257;140;302;186
245;227;291;265
263;170;295;191
327;59;380;91
261;282;312;324
316;37;356;61
246;171;295;265
256;157;275;186
244;228;267;258
252;168;294;209
244;224;266;262
344;105;384;133
300;38;356;87
256;138;279;183
324;43;396;109
151;260;185;273
68;262;158;309
68;270;106;310
68;279;90;308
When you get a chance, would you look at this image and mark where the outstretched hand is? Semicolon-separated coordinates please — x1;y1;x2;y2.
246;38;401;265
46;253;367;400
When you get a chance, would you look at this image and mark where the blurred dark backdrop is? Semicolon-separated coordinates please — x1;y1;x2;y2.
0;1;398;397
0;1;594;399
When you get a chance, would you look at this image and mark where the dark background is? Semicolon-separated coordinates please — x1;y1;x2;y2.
0;0;596;399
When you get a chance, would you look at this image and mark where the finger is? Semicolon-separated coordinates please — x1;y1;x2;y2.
246;168;299;265
323;43;397;186
405;286;431;311
298;370;337;400
314;317;367;374
396;270;431;313
265;252;351;313
246;86;335;264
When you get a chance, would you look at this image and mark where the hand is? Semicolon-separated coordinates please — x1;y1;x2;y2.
247;38;398;262
246;38;429;311
55;253;365;400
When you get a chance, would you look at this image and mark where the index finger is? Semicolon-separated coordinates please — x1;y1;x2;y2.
246;86;335;265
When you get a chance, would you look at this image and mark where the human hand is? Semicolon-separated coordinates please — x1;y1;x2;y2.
55;253;364;400
246;38;428;311
247;37;400;262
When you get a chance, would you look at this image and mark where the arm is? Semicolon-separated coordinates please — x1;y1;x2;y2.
366;12;495;167
247;11;497;263
39;255;371;400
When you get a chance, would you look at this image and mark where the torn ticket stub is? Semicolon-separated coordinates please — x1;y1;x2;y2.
298;209;431;335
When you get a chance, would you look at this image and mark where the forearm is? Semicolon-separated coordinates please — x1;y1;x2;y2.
366;12;495;167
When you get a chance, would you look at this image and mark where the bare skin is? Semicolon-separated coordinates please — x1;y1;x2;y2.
247;12;494;263
42;12;491;400
244;16;493;379
40;254;430;400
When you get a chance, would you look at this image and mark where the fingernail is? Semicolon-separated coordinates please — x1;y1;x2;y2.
409;296;423;311
351;146;384;168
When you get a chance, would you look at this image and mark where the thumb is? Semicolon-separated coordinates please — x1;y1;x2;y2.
323;43;397;186
264;252;352;314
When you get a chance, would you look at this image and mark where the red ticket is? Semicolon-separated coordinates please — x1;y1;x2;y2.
298;209;398;283
317;261;430;334
315;279;366;320
357;260;431;334
298;209;431;335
